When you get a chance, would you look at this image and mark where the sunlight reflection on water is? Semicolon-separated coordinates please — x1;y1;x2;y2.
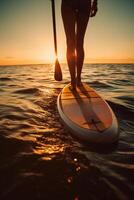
0;64;134;200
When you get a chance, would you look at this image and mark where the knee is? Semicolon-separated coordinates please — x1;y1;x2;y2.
66;40;75;59
67;39;75;51
76;41;84;52
76;45;84;55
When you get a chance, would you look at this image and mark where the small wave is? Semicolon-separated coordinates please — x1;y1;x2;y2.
107;100;134;120
114;79;133;86
0;104;25;112
0;77;12;81
27;77;34;80
0;88;5;92
90;81;112;88
14;87;42;95
128;71;134;76
3;114;28;121
118;95;134;101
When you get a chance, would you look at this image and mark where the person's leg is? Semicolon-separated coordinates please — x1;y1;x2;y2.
76;4;91;85
61;1;76;89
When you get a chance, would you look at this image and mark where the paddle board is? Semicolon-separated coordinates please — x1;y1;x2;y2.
57;83;119;144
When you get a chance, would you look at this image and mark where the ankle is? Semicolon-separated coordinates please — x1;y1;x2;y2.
71;79;76;89
77;76;81;81
77;77;82;86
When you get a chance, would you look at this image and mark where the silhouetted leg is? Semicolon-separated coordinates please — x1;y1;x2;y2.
76;10;90;85
61;2;76;89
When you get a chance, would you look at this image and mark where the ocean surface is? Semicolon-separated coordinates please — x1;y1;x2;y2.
0;64;134;200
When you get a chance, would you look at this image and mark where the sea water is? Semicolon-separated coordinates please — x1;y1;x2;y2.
0;64;134;200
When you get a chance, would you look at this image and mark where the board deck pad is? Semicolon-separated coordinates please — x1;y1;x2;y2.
60;83;112;132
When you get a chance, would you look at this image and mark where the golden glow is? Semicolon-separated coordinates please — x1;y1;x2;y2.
33;128;66;160
0;0;133;65
34;144;65;161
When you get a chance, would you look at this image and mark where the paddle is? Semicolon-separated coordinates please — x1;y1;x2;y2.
51;0;62;81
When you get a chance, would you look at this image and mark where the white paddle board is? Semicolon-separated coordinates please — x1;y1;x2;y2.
57;83;119;144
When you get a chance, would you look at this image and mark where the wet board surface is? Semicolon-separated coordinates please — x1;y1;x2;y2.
57;83;119;143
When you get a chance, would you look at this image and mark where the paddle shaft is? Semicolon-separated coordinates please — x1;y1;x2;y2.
51;0;62;81
51;0;58;56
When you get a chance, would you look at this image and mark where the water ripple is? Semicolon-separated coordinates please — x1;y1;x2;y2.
0;64;133;200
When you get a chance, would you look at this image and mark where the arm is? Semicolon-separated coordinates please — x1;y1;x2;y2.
90;0;98;17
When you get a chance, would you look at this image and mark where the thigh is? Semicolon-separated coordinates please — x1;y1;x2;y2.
76;3;91;43
61;1;76;44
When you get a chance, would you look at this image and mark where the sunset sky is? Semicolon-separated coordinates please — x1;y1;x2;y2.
0;0;134;65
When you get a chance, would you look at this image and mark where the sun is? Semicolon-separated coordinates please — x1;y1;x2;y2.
39;46;65;64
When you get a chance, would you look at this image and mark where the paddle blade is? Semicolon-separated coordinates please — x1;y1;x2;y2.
54;59;62;81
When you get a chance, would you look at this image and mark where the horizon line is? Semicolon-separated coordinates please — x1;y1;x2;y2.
0;62;134;67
